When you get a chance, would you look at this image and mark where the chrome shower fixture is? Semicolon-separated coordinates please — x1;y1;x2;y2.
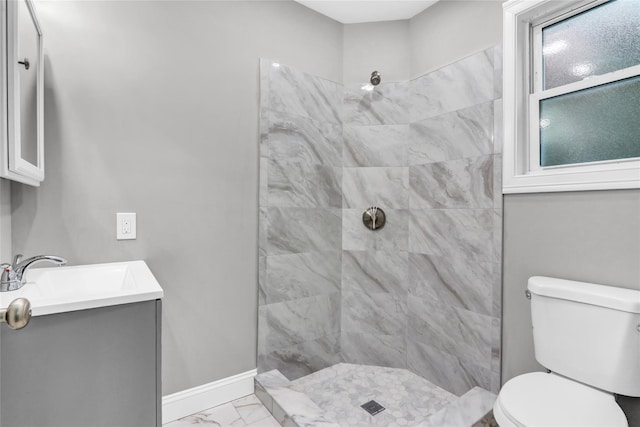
370;71;381;86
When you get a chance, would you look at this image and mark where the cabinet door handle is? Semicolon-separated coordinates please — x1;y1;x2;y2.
1;298;32;330
18;58;30;70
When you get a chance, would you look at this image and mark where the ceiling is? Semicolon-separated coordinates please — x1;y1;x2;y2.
294;0;439;24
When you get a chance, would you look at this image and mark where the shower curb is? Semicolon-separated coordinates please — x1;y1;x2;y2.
255;370;339;427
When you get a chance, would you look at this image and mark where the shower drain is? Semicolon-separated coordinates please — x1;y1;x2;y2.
360;400;385;416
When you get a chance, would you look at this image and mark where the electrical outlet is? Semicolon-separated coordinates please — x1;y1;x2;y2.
116;213;136;240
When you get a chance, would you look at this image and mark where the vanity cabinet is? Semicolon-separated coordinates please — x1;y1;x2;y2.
1;300;162;427
0;0;45;186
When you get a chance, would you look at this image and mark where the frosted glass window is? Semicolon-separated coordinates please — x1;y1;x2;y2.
539;76;640;167
542;0;640;90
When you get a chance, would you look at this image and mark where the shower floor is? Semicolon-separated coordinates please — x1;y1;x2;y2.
255;363;497;427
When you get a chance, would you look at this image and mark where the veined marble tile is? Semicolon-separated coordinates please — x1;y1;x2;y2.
262;109;342;168
342;167;409;209
260;59;272;119
493;209;502;265
408;209;493;263
340;332;407;369
165;402;244;427
493;154;502;208
259;255;267;306
411;49;494;121
409;102;494;165
258;306;268;367
258;334;342;381
263;293;340;350
342;250;409;295
266;207;341;255
492;261;502;318
290;364;457;427
409;155;494;209
493;45;503;100
342;289;407;336
268;159;342;208
265;251;341;304
418;387;496;427
343;125;409;167
407;340;493;396
233;395;276;425
259;207;267;257
343;82;412;126
407;295;492;367
343;208;409;252
260;157;268;207
408;252;493;316
261;59;342;126
491;317;501;393
493;99;503;154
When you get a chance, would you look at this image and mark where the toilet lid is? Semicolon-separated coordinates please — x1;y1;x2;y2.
497;372;628;426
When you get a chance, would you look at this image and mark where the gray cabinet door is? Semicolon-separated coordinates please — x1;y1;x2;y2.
1;300;161;427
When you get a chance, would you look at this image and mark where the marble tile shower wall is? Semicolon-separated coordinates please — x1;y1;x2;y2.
258;59;344;380
341;47;503;395
258;46;503;395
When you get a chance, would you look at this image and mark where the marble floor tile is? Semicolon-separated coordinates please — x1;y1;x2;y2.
416;387;496;427
163;394;280;427
163;402;244;427
291;364;457;427
233;394;277;425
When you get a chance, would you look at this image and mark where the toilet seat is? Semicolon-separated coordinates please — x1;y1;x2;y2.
494;372;628;427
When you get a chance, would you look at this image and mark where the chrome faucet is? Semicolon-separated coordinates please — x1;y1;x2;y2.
0;254;67;292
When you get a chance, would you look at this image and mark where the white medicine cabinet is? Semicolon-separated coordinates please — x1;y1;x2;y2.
1;0;44;186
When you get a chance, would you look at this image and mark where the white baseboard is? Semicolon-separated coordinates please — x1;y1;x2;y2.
162;369;257;424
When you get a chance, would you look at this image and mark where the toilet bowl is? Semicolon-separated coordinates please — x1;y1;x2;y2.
493;372;627;427
493;276;640;427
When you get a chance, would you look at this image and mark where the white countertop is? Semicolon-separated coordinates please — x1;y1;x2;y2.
0;260;164;316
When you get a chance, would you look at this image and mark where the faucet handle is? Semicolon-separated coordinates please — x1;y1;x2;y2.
12;254;23;266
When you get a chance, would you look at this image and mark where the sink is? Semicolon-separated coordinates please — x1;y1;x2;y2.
0;261;163;316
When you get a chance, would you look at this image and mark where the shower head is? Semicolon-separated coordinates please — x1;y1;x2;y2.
370;71;381;86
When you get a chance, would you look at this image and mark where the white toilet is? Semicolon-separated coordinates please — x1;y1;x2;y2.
494;276;640;426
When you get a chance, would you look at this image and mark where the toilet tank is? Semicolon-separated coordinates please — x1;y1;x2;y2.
528;276;640;397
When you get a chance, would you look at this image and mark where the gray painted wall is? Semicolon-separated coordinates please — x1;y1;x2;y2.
502;190;640;421
409;0;503;77
343;21;410;84
10;0;342;395
502;190;640;381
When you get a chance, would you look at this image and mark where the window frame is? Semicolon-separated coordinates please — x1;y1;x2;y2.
503;0;640;193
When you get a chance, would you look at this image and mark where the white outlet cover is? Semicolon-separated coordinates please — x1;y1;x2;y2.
117;212;137;240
